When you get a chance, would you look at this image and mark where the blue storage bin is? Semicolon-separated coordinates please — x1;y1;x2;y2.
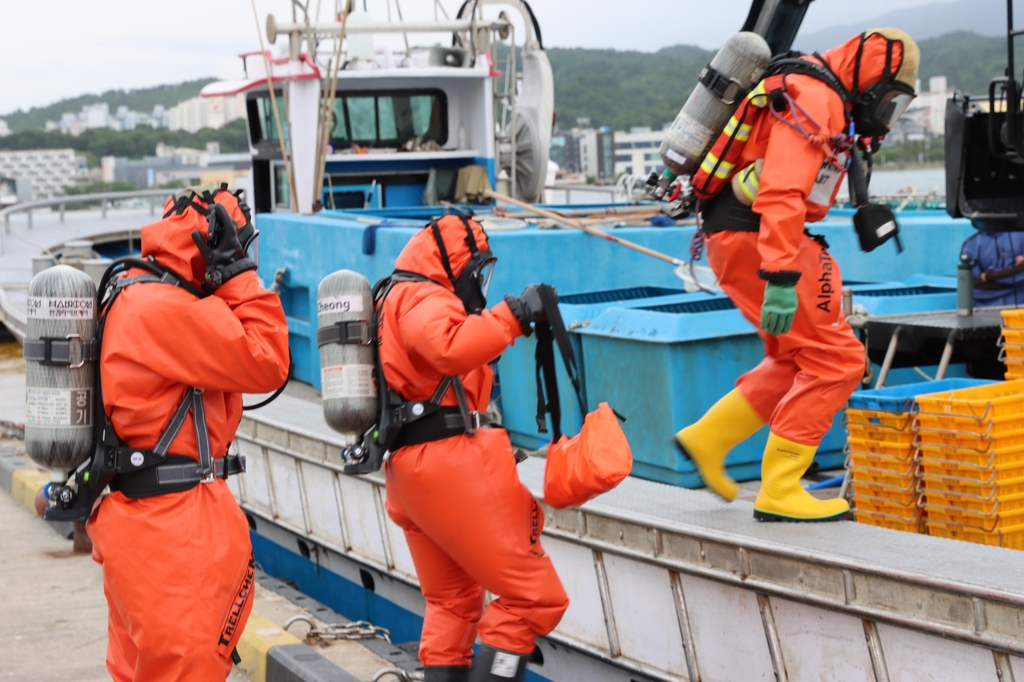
498;286;699;449
572;297;851;488
847;379;994;414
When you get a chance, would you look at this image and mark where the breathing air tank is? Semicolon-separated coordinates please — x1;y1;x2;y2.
660;32;772;177
24;264;97;479
317;270;377;434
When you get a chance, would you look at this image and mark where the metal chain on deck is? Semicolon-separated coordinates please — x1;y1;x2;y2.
371;670;423;682
282;614;392;643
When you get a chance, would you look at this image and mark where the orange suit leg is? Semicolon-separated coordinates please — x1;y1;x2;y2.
89;484;255;682
386;429;569;664
707;230;865;445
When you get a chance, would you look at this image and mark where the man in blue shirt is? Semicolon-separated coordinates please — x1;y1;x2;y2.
961;231;1024;307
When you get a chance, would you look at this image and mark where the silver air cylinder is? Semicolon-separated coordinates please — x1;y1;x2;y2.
24;265;97;479
660;32;772;177
318;270;377;434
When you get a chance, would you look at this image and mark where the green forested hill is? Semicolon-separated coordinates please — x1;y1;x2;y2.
917;31;1024;96
547;44;714;131
1;79;216;133
0;119;249;166
546;31;1021;130
2;30;1017;141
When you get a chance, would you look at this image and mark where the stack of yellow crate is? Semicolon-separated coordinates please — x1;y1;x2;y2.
917;379;1024;548
1002;310;1024;380
846;399;922;533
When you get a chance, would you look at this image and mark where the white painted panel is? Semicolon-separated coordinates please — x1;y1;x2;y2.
236;438;271;514
226;461;242;501
266;449;306;530
1011;655;1024;679
337;474;388;565
770;597;874;682
543;537;611;653
300;461;344;548
383;513;418;580
679;573;774;682
877;622;997;682
603;553;688;678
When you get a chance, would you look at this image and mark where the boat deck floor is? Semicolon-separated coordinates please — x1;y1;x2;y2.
254;382;1024;602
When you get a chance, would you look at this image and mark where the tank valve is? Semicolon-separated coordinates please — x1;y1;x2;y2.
340;443;367;466
50;483;77;510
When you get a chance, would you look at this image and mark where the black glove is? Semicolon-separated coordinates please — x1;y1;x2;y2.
504;284;548;336
191;203;257;292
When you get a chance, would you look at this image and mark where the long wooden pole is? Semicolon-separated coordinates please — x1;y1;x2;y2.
251;0;297;212
484;190;686;267
314;10;348;209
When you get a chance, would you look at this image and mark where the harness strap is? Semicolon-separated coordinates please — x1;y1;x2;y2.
112;454;246;499
390;407;496;449
532;285;586;441
24;337;97;367
316;320;373;347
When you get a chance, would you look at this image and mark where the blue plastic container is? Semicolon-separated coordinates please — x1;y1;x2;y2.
498;287;708;449
573;298;779;487
847;378;994;414
254;206;976;387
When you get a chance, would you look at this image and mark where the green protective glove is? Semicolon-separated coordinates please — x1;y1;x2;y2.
761;281;797;336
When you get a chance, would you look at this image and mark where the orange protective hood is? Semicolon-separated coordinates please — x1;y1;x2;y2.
141;187;250;287
393;214;492;291
822;29;918;96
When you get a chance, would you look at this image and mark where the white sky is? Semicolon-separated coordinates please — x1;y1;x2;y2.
0;0;939;115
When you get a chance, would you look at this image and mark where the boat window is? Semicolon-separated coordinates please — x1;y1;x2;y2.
251;95;288;144
328;89;447;149
274;163;290;209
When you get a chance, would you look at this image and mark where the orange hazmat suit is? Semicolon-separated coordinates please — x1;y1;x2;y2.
704;32;916;444
381;216;569;669
88;188;290;681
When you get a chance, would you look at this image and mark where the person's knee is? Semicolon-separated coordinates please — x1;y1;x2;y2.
532;569;570;630
838;347;867;385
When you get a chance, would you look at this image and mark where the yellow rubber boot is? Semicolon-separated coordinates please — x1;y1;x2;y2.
754;433;851;522
674;389;765;501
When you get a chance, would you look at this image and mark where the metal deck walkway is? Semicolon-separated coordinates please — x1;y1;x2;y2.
233;389;1024;682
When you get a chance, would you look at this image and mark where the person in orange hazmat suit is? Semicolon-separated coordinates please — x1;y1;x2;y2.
88;186;290;681
380;214;569;682
674;29;919;521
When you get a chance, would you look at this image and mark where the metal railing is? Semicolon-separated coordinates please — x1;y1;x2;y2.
0;189;173;255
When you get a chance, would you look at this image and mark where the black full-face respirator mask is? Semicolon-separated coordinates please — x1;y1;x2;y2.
850;33;917;139
430;216;496;315
846;33;916;253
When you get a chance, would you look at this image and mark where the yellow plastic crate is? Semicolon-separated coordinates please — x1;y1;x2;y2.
915;379;1024;422
926;521;1024;549
849;462;918;488
855;508;923;533
918;458;1024;484
1009;371;1024;381
918;472;1024;497
846;422;916;445
921;489;1024;515
918;442;1024;469
1003;327;1024;345
916;429;1024;453
844;408;914;430
1002;345;1024;360
850;478;918;505
922;503;1024;531
1001;309;1024;328
853;493;921;520
847;449;918;475
915;411;1024;438
847;437;917;461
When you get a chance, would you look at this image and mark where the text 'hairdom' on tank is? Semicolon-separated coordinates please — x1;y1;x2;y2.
26;297;95;319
